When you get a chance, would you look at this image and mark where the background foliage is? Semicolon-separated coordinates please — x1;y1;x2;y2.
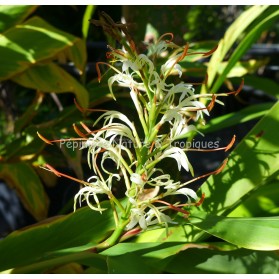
0;5;279;274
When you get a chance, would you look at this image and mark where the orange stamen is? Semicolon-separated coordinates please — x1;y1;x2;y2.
74;98;85;113
73;124;87;138
96;62;111;82
187;45;218;57
215;158;228;174
44;164;61;177
226;79;244;96
177;43;189;62
37;132;53;145
80;122;92;133
44;164;87;185
158;32;174;43
195;193;205;206
149;141;156;153
202;45;218;57
207;94;216;112
75;99;109;113
175;192;205;207
225;135;236;152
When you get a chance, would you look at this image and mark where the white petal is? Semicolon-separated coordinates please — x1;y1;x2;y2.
130;173;145;186
176;188;198;200
139;215;147;230
174;64;182;77
161;147;189;172
126;215;138;230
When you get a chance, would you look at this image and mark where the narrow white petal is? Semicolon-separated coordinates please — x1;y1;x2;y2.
176;188;198;200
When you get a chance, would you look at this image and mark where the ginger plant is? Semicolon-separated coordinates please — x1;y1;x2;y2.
38;12;242;251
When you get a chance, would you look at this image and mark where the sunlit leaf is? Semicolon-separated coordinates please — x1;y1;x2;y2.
210;6;279;93
0;16;79;81
190;209;279;250
229;180;279;217
82;5;96;40
0;5;37;32
205;5;269;91
217;59;269;78
200;101;279;216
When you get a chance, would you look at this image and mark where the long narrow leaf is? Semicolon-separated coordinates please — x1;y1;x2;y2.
206;5;269;90
190;210;279;251
211;7;279;93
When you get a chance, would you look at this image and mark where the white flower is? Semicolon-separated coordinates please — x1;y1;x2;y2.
74;186;106;212
126;204;175;230
170;120;197;141
147;40;169;56
73;175;118;213
126;207;148;230
161;56;183;77
145;207;176;227
157;147;191;172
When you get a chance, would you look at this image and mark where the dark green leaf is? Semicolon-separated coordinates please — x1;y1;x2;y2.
0;201;115;272
0;162;49;221
165;245;279;273
12;62;89;108
244;75;279;99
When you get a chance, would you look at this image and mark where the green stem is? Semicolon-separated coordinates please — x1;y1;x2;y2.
109;193;126;214
95;218;129;251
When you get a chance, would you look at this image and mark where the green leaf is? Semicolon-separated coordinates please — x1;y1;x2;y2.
82;5;96;40
65;38;87;74
0;162;49;221
200;101;279;216
211;6;279;93
218;59;269;78
132;224;204;243
0;201;115;272
206;5;269;90
100;242;186;273
1;129;45;160
14;91;44;133
0;16;79;81
229;180;279;217
164;245;279;273
244;75;279;99
12;62;89;108
0;5;37;32
201;102;273;134
190;210;279;250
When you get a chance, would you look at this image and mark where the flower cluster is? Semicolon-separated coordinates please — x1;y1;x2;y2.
38;15;241;237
